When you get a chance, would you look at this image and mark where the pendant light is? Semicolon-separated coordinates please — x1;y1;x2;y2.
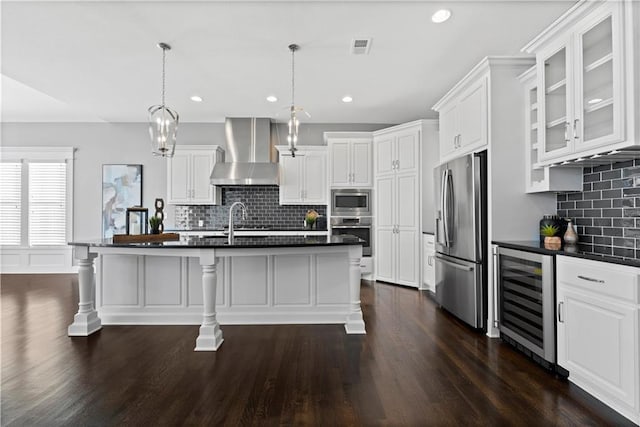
148;42;179;158
287;43;301;157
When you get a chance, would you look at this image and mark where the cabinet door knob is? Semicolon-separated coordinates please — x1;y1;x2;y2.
564;122;571;144
573;119;579;141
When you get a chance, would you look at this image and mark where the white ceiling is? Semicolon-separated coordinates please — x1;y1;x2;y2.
1;0;575;124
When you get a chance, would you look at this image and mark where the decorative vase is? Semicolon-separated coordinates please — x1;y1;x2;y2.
544;236;562;250
150;227;160;235
563;220;578;245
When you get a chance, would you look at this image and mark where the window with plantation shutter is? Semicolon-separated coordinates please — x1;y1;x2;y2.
29;162;67;246
0;163;23;245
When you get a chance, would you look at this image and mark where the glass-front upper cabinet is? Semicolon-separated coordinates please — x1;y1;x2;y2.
540;43;572;159
575;4;623;150
537;1;624;162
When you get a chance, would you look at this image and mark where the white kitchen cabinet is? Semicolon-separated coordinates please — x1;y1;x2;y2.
518;66;582;193
422;234;435;292
556;255;640;425
434;76;488;162
276;146;327;205
523;0;639;166
373;121;423;288
167;145;224;205
325;134;373;188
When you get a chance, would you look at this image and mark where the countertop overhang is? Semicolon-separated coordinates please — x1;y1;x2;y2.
70;234;363;249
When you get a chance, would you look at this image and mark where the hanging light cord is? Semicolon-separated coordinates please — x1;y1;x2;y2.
161;46;166;108
290;45;295;108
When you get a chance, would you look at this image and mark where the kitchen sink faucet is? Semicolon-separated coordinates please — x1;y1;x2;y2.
228;201;247;244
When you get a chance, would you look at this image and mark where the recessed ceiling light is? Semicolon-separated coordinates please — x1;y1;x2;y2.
190;95;203;102
342;96;353;103
266;95;278;103
432;9;452;23
588;98;603;104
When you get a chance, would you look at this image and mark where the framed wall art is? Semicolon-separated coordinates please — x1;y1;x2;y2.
102;164;143;238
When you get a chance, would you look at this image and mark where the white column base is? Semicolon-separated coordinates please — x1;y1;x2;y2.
344;312;366;334
194;324;224;351
68;311;102;336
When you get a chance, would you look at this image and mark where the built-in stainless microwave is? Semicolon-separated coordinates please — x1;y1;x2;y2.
331;189;371;216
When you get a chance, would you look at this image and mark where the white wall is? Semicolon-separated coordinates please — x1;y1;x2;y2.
1;122;391;241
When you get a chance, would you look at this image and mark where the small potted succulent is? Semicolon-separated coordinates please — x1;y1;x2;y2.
540;224;561;250
149;215;162;235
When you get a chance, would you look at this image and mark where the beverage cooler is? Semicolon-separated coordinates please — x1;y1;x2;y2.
495;247;556;364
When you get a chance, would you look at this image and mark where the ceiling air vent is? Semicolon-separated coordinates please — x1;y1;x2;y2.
351;38;372;55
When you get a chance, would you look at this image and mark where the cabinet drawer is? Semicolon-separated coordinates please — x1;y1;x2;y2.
360;256;372;274
557;256;639;303
424;233;435;246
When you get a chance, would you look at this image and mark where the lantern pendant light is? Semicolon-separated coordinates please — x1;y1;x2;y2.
148;42;179;158
287;44;300;157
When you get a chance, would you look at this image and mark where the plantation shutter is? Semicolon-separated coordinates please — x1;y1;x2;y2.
29;162;67;246
0;163;23;245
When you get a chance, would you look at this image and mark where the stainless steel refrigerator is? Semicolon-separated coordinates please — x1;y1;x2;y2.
434;151;487;330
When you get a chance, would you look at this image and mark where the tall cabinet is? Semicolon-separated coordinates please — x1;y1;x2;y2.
373;121;424;288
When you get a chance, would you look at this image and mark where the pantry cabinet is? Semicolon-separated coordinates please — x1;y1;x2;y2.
276;146;327;205
435;76;488;162
324;134;372;188
556;256;640;425
523;0;639;165
167;145;224;205
373;121;423;287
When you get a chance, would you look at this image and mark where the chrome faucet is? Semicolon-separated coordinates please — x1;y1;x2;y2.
227;201;247;244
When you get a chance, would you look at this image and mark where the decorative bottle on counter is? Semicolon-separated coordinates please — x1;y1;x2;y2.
563;219;578;245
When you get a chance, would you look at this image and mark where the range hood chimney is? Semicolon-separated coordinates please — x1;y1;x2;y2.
210;118;279;186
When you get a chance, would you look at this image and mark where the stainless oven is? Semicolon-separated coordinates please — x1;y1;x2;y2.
496;247;555;364
331;217;372;256
331;189;371;216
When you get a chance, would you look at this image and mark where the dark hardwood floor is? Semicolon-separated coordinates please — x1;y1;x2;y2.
1;274;634;426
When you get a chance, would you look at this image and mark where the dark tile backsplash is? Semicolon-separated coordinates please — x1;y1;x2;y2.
557;159;640;260
174;186;326;230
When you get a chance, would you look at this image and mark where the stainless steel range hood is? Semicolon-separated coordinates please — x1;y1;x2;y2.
210;118;279;186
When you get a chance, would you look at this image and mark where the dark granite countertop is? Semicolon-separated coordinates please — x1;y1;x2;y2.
493;240;640;268
70;234;362;249
165;227;328;232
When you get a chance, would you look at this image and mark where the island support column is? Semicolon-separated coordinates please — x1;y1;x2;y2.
195;250;224;351
345;245;366;334
68;246;102;336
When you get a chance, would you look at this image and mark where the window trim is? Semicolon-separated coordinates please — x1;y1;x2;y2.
0;147;75;273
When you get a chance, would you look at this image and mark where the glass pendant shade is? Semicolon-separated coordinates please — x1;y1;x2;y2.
148;42;179;158
149;105;179;157
287;106;299;153
287;44;304;157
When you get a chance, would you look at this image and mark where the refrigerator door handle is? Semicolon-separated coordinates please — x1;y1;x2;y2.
440;169;449;246
445;169;454;245
435;254;473;271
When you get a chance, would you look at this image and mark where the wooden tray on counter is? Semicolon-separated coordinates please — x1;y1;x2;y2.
113;233;180;243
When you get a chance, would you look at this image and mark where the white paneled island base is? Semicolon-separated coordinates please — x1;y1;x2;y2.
68;239;365;351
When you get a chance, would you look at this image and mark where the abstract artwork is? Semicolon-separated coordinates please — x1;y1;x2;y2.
102;164;143;238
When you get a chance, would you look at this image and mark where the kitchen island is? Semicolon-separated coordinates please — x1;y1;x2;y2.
67;235;365;351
